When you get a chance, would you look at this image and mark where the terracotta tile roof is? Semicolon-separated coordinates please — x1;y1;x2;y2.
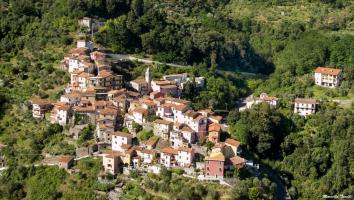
294;98;316;104
77;72;94;78
58;155;74;163
177;146;193;153
192;115;204;122
97;108;117;115
133;107;148;115
154;119;173;126
161;147;178;155
57;104;71;111
205;152;225;161
131;79;147;85
314;67;342;76
198;109;213;114
112;131;133;138
261;96;278;101
160;103;174;108
181;126;193;133
229;156;246;166
184;110;199;118
143;136;159;146
69;47;89;55
141;149;156;154
209;115;223;121
174;105;187;111
105;151;121;158
225;138;241;147
153;80;175;85
31;98;52;106
208;123;221;132
73;105;96;112
97;70;113;78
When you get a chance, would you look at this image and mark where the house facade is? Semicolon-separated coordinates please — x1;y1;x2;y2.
153;119;173;140
294;98;317;116
103;152;121;174
314;67;342;88
112;132;133;152
177;147;194;167
205;152;225;179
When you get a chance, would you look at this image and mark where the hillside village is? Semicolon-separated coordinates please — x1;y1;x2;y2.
23;17;346;186
1;0;353;199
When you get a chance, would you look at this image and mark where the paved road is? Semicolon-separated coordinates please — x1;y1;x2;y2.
108;54;259;76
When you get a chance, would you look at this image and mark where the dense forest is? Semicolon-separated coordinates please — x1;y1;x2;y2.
0;0;353;199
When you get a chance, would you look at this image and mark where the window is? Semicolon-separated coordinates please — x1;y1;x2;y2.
219;168;222;172
206;167;209;171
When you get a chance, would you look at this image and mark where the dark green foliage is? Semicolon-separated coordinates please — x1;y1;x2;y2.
280;104;354;199
0;166;67;200
230;178;277;200
138;130;154;141
231;103;293;158
77;124;95;145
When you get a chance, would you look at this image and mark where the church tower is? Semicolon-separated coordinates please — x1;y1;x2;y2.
145;67;152;92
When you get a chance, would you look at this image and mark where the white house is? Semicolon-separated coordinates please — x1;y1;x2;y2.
246;93;278;109
160;147;178;168
141;149;156;165
68;58;81;73
177;147;194;167
294;98;317;116
103;152;121;175
169;131;185;148
60;92;81;105
112;131;133;152
180;126;196;144
224;138;241;157
50;103;71;126
77;40;93;50
314;67;342;88
131;107;148;125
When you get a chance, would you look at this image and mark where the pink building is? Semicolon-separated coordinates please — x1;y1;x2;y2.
205;152;225;179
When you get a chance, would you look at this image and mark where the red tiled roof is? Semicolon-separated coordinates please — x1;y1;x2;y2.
314;67;342;76
294;98;316;104
112;131;133;138
97;70;113;78
31;98;52;106
208;123;221;132
181;126;193;133
58;155;74;163
209;115;223;121
225;138;241;147
105;151;121;158
133;107;148;114
161;147;178;155
154;119;173;126
178;146;193;153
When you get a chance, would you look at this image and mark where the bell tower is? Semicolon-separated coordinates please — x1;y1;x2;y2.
145;67;152;92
